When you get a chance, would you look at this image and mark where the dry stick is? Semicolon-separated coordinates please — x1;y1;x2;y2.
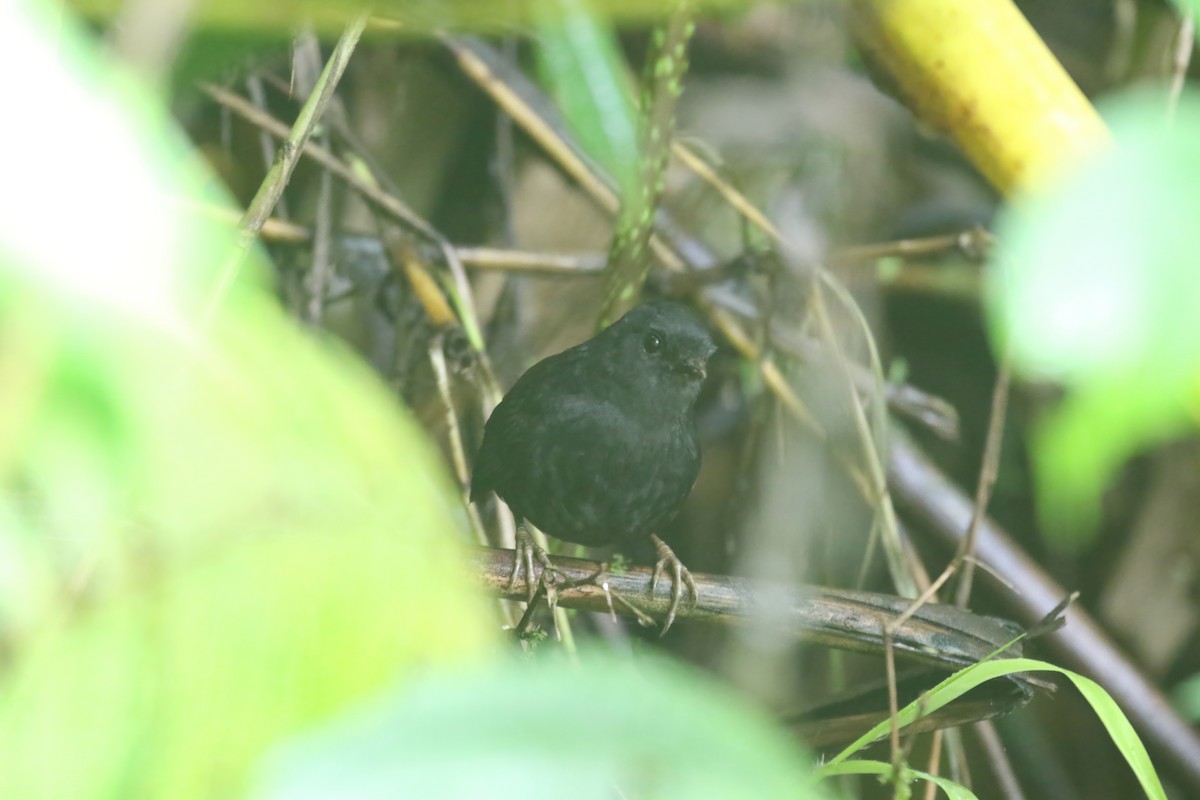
428;334;476;524
205;13;367;321
883;629;902;783
492;36;520;247
880;351;1014;795
202;82;431;238
955;351;1012;607
885;351;1013;635
380;227;457;326
971;721;1027;800
810;286;922;599
946;730;973;794
428;330;528;636
456;247;605;274
877;351;1014;778
306;163;336;324
184;204;608;274
921;730;946;800
826;228;994;267
292;33;336;325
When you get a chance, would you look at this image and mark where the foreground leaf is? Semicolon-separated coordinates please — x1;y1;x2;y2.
0;5;494;798
254;651;827;800
989;90;1200;542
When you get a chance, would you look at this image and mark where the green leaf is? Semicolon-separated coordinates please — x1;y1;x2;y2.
819;760;977;800
253;651;828;800
988;90;1200;543
0;5;494;798
535;0;642;203
819;657;1166;800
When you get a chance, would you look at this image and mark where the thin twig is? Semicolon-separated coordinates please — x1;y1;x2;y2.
884;628;903;789
200;81;497;380
885;349;1012;635
955;350;1012;607
292;32;336;325
972;720;1027;800
810;285;921;598
206;13;367;321
245;73;286;218
456;246;605;274
921;729;945;800
827;229;994;267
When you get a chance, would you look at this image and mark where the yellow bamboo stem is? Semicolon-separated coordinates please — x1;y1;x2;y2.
851;0;1111;195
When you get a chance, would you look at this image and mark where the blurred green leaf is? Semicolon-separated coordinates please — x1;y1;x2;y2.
253;650;827;800
0;4;494;798
1171;673;1200;722
535;0;642;204
67;0;740;36
1171;1;1200;18
988;90;1200;543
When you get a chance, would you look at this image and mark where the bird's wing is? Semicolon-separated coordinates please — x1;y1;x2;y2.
470;349;589;503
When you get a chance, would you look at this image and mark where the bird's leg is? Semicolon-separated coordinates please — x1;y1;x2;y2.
509;521;567;605
649;534;698;636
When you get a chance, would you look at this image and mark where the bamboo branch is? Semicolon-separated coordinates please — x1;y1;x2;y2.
469;546;1028;675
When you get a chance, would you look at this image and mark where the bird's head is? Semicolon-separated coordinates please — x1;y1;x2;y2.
602;300;717;405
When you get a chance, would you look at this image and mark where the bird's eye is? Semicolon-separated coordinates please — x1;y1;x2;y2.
643;331;663;354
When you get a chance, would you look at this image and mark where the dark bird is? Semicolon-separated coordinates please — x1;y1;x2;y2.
471;301;717;634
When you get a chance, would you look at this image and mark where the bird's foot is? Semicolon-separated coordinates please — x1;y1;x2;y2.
509;525;568;601
649;534;698;636
592;569;659;628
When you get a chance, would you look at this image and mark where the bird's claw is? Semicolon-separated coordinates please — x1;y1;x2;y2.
509;525;567;602
509;525;573;640
650;535;697;636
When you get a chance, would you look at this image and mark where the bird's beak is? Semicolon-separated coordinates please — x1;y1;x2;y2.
679;357;708;380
